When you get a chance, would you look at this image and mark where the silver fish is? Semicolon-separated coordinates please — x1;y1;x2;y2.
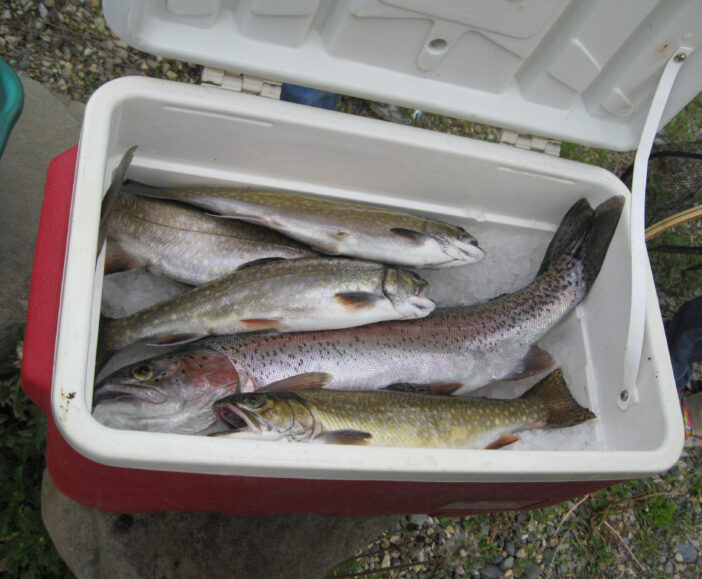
99;257;435;352
95;196;624;401
125;182;485;268
105;195;318;286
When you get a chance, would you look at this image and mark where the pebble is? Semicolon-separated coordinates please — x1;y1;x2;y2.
665;561;675;574
516;548;527;559
675;553;684;563
501;556;514;570
409;514;428;527
505;543;516;557
479;565;503;578
480;523;490;536
523;563;541;579
37;2;48;18
677;542;698;563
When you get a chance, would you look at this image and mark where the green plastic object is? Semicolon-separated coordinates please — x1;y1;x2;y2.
0;58;23;158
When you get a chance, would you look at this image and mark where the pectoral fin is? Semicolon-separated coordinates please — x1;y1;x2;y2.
390;228;429;244
236;257;287;271
335;292;383;311
316;430;372;445
240;318;283;331
485;434;520;449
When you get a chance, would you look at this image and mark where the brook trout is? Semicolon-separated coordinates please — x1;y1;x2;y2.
125;182;485;268
213;369;595;448
99;256;434;352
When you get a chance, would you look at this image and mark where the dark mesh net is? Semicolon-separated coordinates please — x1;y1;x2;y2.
620;141;702;317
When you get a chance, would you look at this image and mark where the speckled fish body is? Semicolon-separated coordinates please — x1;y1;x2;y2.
100;256;435;352
104;195;317;285
212;369;595;448
125;183;485;268
96;196;623;397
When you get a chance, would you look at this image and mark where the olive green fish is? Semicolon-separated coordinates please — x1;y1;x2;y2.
125;182;485;268
99;256;435;352
213;369;595;448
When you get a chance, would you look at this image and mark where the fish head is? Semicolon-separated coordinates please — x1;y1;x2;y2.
92;348;242;434
382;268;436;319
424;221;485;266
213;392;316;441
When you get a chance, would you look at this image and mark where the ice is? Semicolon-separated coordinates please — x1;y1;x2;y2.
506;420;604;451
418;221;553;308
101;269;191;318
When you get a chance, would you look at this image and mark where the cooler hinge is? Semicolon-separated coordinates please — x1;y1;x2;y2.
500;130;561;157
200;67;282;99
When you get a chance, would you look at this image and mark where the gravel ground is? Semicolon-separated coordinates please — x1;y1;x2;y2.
2;2;701;578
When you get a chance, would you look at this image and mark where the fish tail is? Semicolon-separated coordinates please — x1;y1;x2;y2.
98;146;137;258
521;368;596;427
537;196;625;292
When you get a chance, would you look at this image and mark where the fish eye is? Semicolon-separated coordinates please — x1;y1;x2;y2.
241;395;266;409
131;364;155;381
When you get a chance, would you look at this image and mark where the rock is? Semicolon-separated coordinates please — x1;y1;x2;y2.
41;469;399;579
409;514;428;527
665;560;675;574
677;542;698;563
505;542;516;557
675;553;684;563
501;556;514;570
523;563;541;579
480;523;490;536
38;3;49;19
479;565;503;578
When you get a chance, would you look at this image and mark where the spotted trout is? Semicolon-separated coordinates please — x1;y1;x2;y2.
99;256;434;353
212;369;595;448
125;182;485;268
95;196;624;401
105;195;317;285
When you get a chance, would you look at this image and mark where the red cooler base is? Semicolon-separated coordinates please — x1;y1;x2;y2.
22;147;619;516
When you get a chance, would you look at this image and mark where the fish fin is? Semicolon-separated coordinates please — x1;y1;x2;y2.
485;435;520;449
521;368;596;427
537;196;624;292
104;242;145;273
334;292;384;311
384;382;463;396
121;180;175;201
390;228;428;244
498;346;555;381
316;430;372;445
236;257;287;271
146;333;207;346
326;231;349;240
260;372;333;392
97;146;137;258
240;318;283;331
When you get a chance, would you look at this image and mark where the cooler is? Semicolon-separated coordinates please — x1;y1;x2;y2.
20;0;702;515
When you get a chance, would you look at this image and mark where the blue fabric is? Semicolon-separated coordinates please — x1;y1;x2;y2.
665;294;702;390
280;84;341;110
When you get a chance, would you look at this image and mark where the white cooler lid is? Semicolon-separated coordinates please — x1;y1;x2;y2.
103;0;702;151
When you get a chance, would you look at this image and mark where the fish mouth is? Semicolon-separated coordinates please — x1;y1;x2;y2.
453;236;485;262
407;295;436;317
93;381;168;405
213;402;261;434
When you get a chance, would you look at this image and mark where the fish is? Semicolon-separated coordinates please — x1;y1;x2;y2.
99;256;435;353
124;182;485;268
212;369;596;448
104;195;319;285
95;195;623;397
92;350;332;434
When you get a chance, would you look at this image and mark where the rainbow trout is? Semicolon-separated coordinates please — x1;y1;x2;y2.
125;182;485;268
105;195;317;285
213;369;595;448
99;257;434;352
95;196;624;406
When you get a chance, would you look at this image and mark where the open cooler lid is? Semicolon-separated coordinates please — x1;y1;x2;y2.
103;0;702;151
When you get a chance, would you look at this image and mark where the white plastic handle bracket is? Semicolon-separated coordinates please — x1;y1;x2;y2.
618;47;691;410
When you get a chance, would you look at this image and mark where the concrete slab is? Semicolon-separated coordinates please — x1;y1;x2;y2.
0;74;84;372
42;469;398;579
